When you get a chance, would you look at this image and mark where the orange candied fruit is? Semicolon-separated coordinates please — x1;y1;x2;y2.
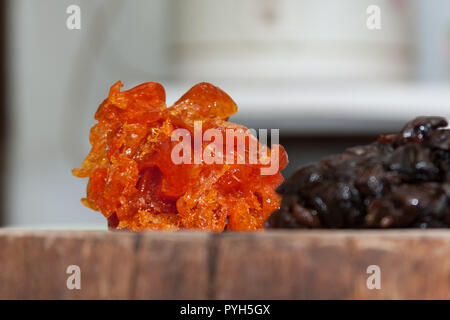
73;81;288;231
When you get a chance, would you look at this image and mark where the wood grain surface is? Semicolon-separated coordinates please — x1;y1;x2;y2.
0;229;449;299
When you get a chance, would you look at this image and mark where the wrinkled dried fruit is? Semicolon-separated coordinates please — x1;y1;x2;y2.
73;81;288;231
266;116;450;229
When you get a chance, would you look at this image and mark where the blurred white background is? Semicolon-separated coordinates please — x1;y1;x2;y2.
5;0;450;227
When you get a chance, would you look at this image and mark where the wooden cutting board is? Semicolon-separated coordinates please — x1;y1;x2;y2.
0;229;449;299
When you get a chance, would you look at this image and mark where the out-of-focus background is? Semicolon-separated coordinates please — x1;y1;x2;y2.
2;0;450;228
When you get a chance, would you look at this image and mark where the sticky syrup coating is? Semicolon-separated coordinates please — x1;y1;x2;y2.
73;81;288;231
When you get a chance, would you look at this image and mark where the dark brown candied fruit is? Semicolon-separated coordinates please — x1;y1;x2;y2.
265;116;450;229
73;81;288;231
